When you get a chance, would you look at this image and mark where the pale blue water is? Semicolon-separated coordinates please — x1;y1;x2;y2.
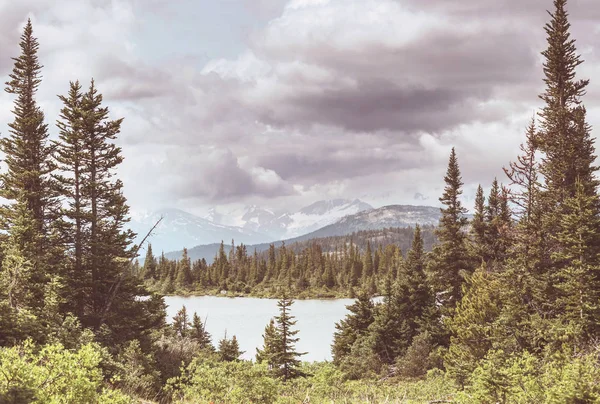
164;295;366;362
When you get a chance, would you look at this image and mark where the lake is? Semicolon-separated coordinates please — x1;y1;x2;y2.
164;295;369;362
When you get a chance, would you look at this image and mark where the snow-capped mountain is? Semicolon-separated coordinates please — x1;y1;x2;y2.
129;208;273;254
131;199;374;254
165;204;447;262
303;205;443;239
232;199;374;239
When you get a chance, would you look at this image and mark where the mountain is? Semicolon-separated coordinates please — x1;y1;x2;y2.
129;208;274;254
302;205;443;239
166;204;445;262
234;199;374;239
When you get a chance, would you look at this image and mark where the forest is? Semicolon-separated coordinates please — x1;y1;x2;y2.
1;0;600;402
138;226;437;299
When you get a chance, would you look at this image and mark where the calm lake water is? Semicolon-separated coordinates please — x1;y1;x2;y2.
164;295;369;362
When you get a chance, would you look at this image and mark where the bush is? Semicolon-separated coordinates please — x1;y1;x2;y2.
0;340;131;403
169;358;278;404
458;349;600;403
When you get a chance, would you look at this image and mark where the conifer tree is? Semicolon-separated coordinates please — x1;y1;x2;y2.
54;80;86;316
78;79;136;330
218;332;243;361
142;244;157;280
504;118;540;222
269;292;306;380
331;290;375;365
363;241;373;280
427;148;471;313
552;180;600;342
256;318;280;365
538;0;596;204
173;306;190;338
470;185;488;263
176;248;193;289
191;312;212;350
0;19;57;309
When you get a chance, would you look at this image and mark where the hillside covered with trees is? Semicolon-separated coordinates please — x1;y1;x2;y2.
138;226;437;298
1;0;600;403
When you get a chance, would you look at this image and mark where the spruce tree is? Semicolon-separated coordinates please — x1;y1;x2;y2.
218;333;243;361
191;312;212;350
256;318;280;365
552;180;600;342
538;0;597;204
54;80;86;317
172;306;190;338
273;292;306;380
331;290;375;365
142;244;157;280
176;248;193;289
0;19;57;310
470;185;488;263
78;79;136;330
427;148;471;313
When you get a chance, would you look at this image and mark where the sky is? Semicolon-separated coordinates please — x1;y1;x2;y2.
1;0;600;217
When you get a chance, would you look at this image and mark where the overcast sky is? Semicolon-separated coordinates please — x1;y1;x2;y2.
1;0;600;216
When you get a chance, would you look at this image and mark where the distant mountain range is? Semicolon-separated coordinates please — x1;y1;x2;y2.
128;208;272;254
130;199;374;253
164;204;446;262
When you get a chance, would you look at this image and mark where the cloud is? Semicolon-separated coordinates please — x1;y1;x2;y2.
1;0;600;213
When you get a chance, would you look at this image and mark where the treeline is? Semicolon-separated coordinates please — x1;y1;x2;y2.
137;226;436;297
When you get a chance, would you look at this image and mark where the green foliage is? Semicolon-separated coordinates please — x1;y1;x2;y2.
170;358;278;404
331;289;375;365
0;340;132;403
459;349;600;403
446;265;503;385
217;333;244;362
427;148;472;316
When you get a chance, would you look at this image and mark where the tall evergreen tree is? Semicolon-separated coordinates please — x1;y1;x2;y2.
0;19;57;310
78;80;137;330
427;148;471;314
331;290;375;365
54;80;86;317
142;244;157;280
470;185;488;263
256;318;280;365
218;332;243;361
270;292;306;380
191;312;212;350
538;0;597;204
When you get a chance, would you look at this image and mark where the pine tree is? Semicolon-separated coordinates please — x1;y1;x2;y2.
272;292;306;380
427;148;471;313
78;79;136;330
371;226;435;363
142;244;157;280
331;290;375;365
400;225;435;334
191;312;212;350
218;332;244;361
552;180;600;342
172;306;190;338
256;318;280;365
54;80;86;317
470;185;488;263
363;241;373;280
538;0;596;205
0;19;57;310
176;248;193;289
